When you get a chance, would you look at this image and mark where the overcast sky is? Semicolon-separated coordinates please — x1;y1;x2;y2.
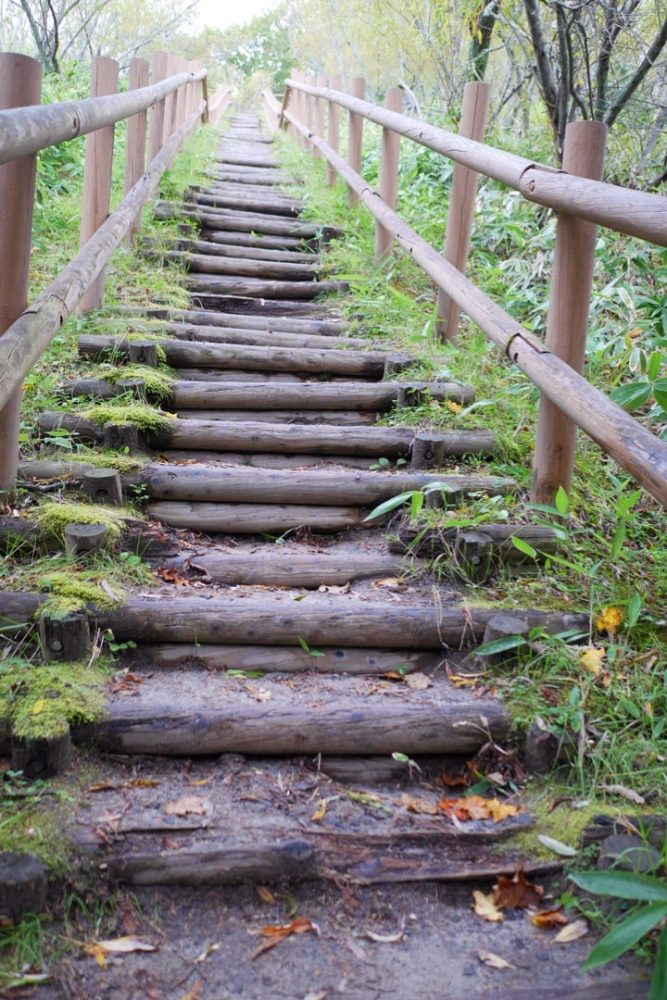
193;0;278;31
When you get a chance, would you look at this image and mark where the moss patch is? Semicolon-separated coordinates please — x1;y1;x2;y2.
80;402;176;433
33;500;141;544
38;571;124;617
95;363;175;402
0;658;107;741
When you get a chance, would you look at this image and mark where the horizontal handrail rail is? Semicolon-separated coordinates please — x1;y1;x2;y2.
280;99;667;508
0;101;205;414
0;68;207;165
284;78;667;247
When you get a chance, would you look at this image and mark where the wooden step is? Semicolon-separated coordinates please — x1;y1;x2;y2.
167;252;319;281
141;465;515;504
159;320;368;350
199;229;307;250
175;409;377;425
142;306;347;335
147;501;365;533
170;379;474;409
168;238;321;265
189;192;303;217
184;274;347;300
73;669;507;756
155;201;321;239
78;334;394;377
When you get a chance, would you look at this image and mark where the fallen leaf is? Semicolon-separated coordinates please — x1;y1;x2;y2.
448;673;479;687
372;577;403;588
130;778;159;788
180;983;203;1000
485;799;520;823
156;566;191;586
554;918;589;943
194;942;220;963
477;949;515;969
317;582;350;594
398;793;438;815
493;870;544;910
251;917;320;959
311;799;327;822
595;606;623;634
100;579;120;602
364;921;405;944
404;672;432;690
472;890;503;922
537;834;578;857
438;795;519;823
580;646;605;675
85;936;156;964
164;795;207;817
244;683;272;702
531;908;570;929
603;783;646;805
30;698;46;716
255;886;276;905
446;401;463;413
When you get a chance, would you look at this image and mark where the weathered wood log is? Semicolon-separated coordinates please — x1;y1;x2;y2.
199;229;307;251
0;514;40;549
147;502;364;533
58;377;119;399
131;644;439;674
411;433;447;469
188;192;302;217
171;380;473;410
384;353;414;377
167;251;318;281
397;382;431;408
174;369;306;383
476;613;531;666
319;756;409;784
0;853;48;919
0;512;176;558
81;468;123;504
64;523;110;557
176;409;376;425
154;201;320;239
189;291;324;315
389;523;559;561
103;423;143;453
136;305;347;335
39;611;91;660
213;155;279;168
78;334;388;377
170;237;320;265
37;411;103;441
128;340;158;366
89;595;587;649
161;550;408;586
141;464;516;505
75;689;507;755
450;530;494;582
163;320;367;350
12;731;72;778
206;169;298;186
184;274;347;300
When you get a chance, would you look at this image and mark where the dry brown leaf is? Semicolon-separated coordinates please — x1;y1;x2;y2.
84;936;156;966
472;890;504;923
156;566;191;586
398;793;438;815
164;795;207;817
318;582;350;594
603;783;646;805
251;917;320;960
373;577;403;588
130;778;159;788
255;886;276;905
493;870;544;910
244;683;272;702
554;918;589;943
477;949;515;969
438;795;520;823
179;982;203;1000
531;908;570;929
364;923;404;944
404;672;432;690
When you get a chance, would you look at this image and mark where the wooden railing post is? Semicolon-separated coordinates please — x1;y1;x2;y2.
148;51;167;163
347;76;365;206
162;54;178;146
78;56;119;314
174;58;187;129
327;74;342;186
374;87;403;261
0;53;42;495
532;121;608;504
313;73;326;158
437;81;490;341
124;57;149;237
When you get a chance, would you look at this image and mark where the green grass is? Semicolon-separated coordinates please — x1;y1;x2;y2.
277;130;667;807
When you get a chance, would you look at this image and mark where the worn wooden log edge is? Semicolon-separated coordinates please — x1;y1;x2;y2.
0;515;178;558
389;522;559;561
109;304;346;335
0;101;207;415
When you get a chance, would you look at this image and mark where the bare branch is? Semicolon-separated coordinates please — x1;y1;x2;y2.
605;13;667;126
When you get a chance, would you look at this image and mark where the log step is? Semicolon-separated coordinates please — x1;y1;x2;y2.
70;756;556;888
170;379;474;409
147;501;365;533
184;274;347;300
167;252;319;281
175;409;378;425
161;320;368;349
155;201;322;239
131;644;438;674
163;238;320;265
78;334;390;377
136;306;347;335
73;669;507;755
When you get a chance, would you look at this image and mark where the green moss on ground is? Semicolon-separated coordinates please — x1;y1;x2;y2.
80;402;176;433
0;658;108;741
33;500;141;543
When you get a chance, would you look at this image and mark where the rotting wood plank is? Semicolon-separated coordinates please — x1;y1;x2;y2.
145;501;365;533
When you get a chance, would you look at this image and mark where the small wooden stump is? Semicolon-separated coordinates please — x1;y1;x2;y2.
478;612;530;664
82;468;123;505
0;852;47;919
39;611;91;661
451;530;494;584
103;422;142;453
396;382;429;408
525;719;561;774
384;353;413;378
128;340;158;366
11;730;72;779
116;377;147;400
410;433;447;470
64;524;109;558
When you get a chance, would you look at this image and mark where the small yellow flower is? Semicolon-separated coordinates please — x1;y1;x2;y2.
30;698;46;716
595;606;623;634
446;401;463;414
580;647;605;676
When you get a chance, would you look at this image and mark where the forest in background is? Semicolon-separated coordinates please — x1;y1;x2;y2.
1;0;665;186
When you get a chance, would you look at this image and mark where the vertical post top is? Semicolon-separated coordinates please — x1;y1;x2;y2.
562;120;608;178
351;77;366;97
384;87;404;112
0;52;42;108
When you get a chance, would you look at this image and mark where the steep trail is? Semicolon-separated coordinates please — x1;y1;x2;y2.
16;114;647;998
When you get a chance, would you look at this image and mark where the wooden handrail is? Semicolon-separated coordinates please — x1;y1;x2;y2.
281;102;667;508
0;101;206;422
284;78;667;247
0;68;207;165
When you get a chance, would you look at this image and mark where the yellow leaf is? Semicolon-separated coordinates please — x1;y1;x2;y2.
595;606;623;634
486;799;520;823
472;890;504;922
311;799;327;822
446;400;463;413
580;646;605;676
30;699;46;716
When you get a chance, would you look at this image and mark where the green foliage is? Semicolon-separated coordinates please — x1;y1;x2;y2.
570;868;667;997
93;363;175;402
33;501;140;543
80;402;176;433
38;571;124;617
0;658;107;740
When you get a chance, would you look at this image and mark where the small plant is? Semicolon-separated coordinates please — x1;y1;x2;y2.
364;481;458;522
569;866;667;999
298;636;325;658
103;629;137;655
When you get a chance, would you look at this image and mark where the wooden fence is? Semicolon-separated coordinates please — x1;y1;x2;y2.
0;51;230;492
262;77;667;510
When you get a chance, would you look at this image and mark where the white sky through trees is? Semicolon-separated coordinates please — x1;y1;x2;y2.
193;0;278;31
